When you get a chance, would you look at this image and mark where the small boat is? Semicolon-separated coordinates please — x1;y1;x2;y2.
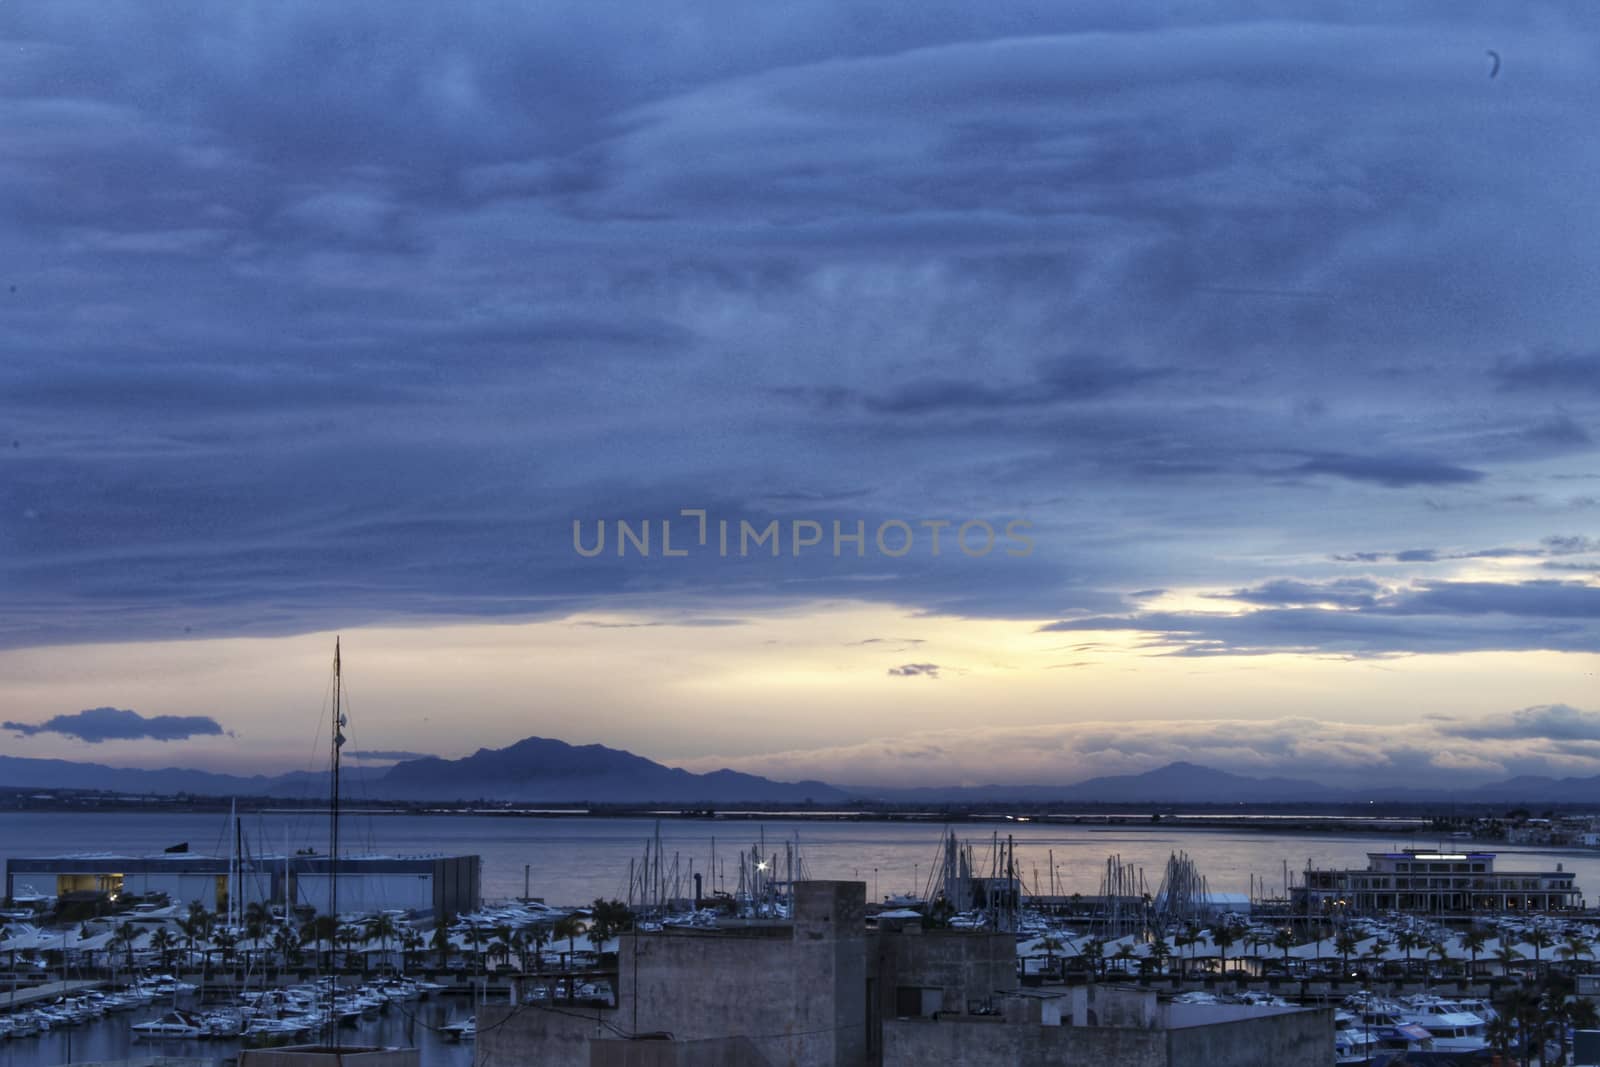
131;1009;206;1039
440;1015;477;1041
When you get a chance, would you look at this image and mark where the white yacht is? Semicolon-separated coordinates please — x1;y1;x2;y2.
1400;995;1489;1052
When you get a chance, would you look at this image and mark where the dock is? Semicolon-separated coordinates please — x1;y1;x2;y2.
2;978;106;1007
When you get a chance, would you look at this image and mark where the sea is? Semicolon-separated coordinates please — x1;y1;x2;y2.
5;809;1599;1067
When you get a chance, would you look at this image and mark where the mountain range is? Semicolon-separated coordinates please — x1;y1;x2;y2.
0;738;844;805
4;740;1600;805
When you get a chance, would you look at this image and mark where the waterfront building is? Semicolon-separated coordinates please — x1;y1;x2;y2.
4;850;480;918
1293;850;1581;916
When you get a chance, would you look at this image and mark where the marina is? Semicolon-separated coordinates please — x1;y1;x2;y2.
7;813;1600;1064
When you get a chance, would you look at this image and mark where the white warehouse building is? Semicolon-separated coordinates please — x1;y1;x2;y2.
5;849;481;919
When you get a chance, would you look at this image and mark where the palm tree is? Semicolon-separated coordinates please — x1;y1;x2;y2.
112;923;141;970
1558;932;1593;966
1111;943;1138;976
1528;928;1554;976
1508;987;1543;1067
1394;930;1421;975
186;902;216;972
1211;926;1237;978
241;902;268;974
528;923;550;974
431;922;452;970
1427;938;1453;984
1493;942;1524;979
300;913;337;970
336;924;364;973
1080;937;1105;979
399;927;423;972
365;913;399;973
1039;935;1064;977
149;927;177;969
272;924;300;970
552;915;584;970
1486;1014;1516;1061
1174;927;1197;979
213;929;239;975
1461;927;1487;978
589;899;633;944
1335;931;1359;977
1147;937;1171;978
1272;927;1295;976
1364;938;1391;979
464;923;488;972
492;923;515;969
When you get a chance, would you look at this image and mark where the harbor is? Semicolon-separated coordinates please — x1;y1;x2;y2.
7;813;1600;1064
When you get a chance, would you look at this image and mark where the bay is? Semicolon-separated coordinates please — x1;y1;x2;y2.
3;810;1596;908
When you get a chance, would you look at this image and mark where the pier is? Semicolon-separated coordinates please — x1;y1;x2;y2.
3;978;106;1007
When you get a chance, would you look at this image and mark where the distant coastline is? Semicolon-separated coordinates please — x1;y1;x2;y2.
0;784;1540;840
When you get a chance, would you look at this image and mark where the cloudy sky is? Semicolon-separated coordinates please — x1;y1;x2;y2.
1;2;1597;789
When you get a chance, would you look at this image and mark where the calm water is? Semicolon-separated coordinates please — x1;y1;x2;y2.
7;812;1600;1067
0;992;476;1067
4;810;1599;906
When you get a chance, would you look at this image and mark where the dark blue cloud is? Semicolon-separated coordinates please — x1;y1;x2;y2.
1041;579;1600;657
0;2;1597;657
1211;578;1384;609
1494;352;1600;393
1292;453;1484;488
4;707;227;743
859;357;1168;415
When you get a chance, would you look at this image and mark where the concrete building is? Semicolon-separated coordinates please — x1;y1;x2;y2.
478;881;1333;1067
1295;849;1582;916
4;851;480;918
883;987;1332;1067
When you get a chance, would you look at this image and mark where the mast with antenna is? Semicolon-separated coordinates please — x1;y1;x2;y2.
327;637;345;1050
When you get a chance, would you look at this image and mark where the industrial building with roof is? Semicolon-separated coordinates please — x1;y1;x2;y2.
4;849;480;918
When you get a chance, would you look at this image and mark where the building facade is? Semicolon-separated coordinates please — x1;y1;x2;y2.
4;851;480;918
1294;850;1581;916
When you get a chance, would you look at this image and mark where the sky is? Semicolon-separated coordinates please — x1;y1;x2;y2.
1;2;1597;791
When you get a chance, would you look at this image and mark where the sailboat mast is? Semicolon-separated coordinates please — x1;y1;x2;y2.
328;637;345;1050
228;798;237;929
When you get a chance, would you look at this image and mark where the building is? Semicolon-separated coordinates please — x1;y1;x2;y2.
882;986;1332;1067
4;850;480;918
1294;850;1582;916
479;880;1333;1067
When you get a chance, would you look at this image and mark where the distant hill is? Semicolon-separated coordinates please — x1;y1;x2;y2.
0;754;381;798
1465;772;1600;803
376;737;846;804
8;743;1600;806
1054;761;1347;803
0;739;845;805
